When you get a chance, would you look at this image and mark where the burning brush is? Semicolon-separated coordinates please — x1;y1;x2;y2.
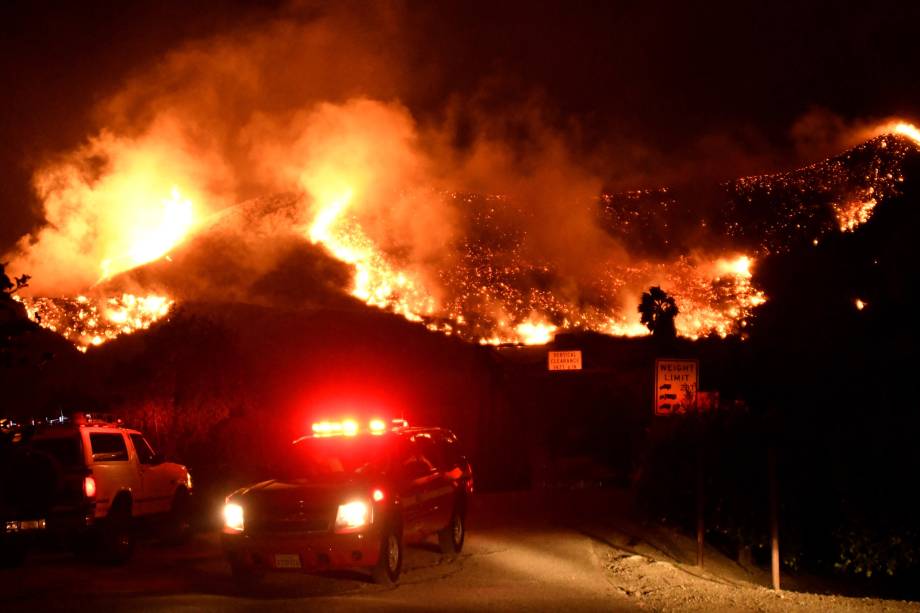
6;119;920;351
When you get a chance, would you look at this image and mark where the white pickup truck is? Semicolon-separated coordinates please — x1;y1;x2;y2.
0;417;193;565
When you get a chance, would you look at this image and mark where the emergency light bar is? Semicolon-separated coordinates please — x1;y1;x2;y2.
311;418;408;437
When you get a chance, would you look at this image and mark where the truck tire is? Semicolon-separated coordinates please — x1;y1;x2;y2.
371;525;403;585
99;496;134;564
163;488;191;545
438;509;465;555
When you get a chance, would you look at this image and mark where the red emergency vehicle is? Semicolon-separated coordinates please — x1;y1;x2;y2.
221;418;472;584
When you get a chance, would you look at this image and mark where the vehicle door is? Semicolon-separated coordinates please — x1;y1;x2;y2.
129;433;174;515
393;438;436;539
412;433;455;532
86;430;137;516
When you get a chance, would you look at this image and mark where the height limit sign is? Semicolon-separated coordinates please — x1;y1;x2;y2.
548;350;582;371
655;358;699;415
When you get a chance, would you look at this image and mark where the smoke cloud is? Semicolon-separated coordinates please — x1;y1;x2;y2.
5;3;625;309
6;2;898;342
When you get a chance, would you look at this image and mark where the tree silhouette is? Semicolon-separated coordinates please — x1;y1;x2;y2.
1;264;33;370
638;286;679;339
1;263;29;297
1;263;30;327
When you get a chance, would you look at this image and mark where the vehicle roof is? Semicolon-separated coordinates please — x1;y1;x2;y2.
31;423;140;437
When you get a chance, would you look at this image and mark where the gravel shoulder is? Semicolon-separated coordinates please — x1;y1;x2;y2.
563;489;920;612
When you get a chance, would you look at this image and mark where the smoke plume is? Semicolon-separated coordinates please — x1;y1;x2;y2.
7;2;909;345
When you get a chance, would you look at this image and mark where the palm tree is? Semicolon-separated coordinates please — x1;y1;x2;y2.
638;286;679;339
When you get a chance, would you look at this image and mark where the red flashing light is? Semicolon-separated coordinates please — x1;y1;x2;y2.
342;419;359;436
311;418;405;437
372;488;385;502
84;476;97;499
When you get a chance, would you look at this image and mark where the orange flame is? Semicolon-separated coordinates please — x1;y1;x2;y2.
16;294;174;352
881;121;920;146
7;122;217;296
100;186;195;281
21;112;920;351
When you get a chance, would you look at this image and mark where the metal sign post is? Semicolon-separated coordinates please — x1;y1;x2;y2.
655;358;704;566
697;420;705;568
769;445;781;590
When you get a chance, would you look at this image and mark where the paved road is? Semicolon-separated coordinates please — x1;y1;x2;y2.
2;491;637;612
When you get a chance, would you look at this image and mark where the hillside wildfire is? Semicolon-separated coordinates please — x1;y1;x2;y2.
14;294;173;352
8;122;920;352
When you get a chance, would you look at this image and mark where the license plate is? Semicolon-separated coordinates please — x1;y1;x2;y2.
274;553;302;569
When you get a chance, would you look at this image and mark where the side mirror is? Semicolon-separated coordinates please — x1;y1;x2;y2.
150;452;165;465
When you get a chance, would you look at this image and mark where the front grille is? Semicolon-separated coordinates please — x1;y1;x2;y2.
248;516;330;534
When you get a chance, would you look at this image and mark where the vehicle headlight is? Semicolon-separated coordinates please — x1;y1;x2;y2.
185;472;193;490
223;502;244;532
334;500;371;533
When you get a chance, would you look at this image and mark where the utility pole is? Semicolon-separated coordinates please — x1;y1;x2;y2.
696;413;705;568
768;444;781;590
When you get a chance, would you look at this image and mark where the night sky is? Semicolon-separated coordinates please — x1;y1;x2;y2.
3;0;920;253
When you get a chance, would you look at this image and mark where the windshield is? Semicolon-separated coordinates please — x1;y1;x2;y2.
280;436;392;481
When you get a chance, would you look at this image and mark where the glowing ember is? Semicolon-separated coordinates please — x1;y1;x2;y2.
727;124;920;253
836;198;877;232
15;294;174;352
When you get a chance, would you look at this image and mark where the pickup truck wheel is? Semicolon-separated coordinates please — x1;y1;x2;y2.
438;510;465;555
371;527;403;585
100;499;134;564
163;488;191;545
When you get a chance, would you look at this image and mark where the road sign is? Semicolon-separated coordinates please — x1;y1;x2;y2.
548;350;582;371
655;358;699;415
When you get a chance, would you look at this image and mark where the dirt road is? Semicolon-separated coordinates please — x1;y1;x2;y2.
2;491;916;612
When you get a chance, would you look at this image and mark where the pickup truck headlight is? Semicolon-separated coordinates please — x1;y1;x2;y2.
334;500;371;533
223;502;244;532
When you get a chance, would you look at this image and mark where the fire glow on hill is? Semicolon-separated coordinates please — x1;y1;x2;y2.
15;294;173;352
7;117;920;351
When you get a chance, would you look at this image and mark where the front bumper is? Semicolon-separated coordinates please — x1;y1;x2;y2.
222;527;382;572
2;506;96;548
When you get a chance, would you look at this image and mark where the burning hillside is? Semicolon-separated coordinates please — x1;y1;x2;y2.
8;119;919;351
724;124;920;253
14;294;173;352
